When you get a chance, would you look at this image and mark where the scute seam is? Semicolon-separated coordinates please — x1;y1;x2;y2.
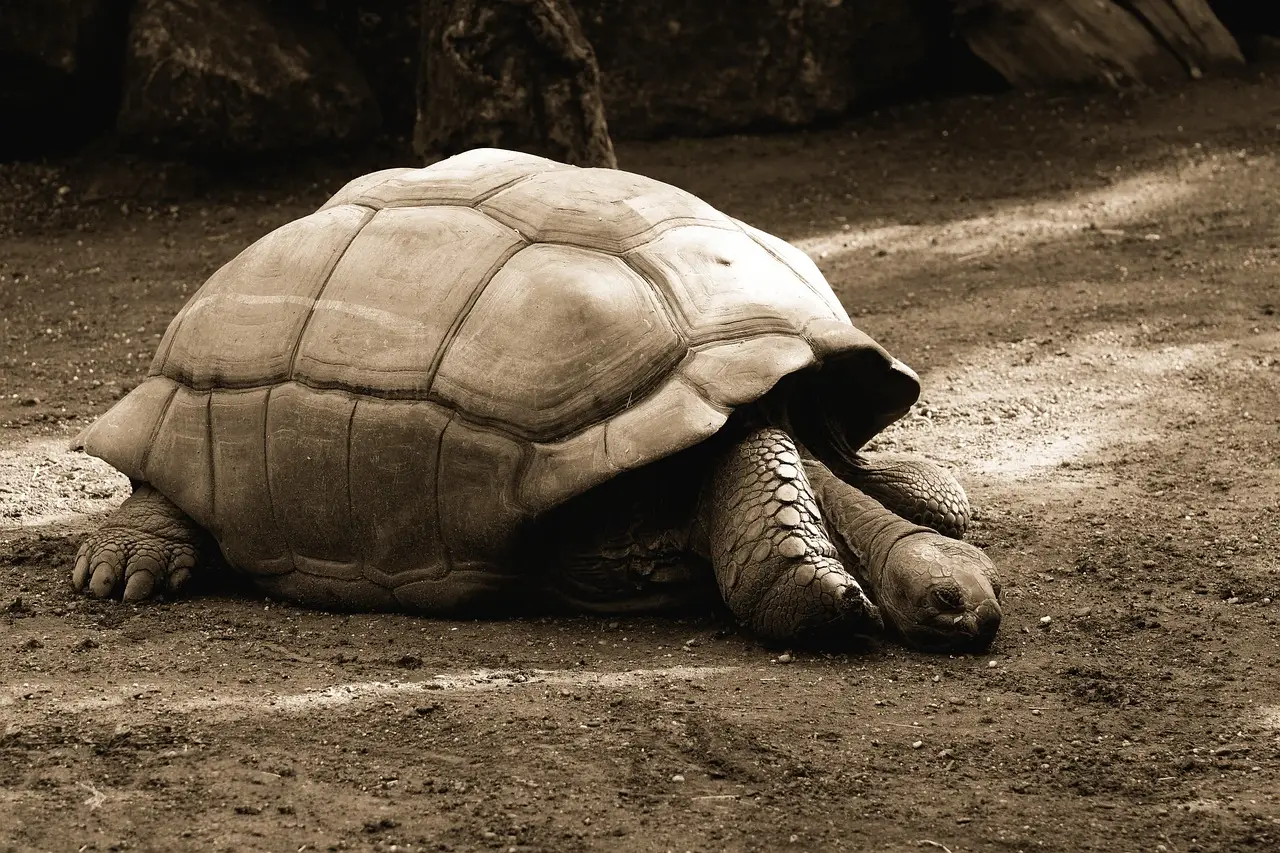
346;399;366;583
358;170;550;211
433;411;455;576
138;382;179;483
617;253;690;347
730;217;844;320
424;240;531;394
261;385;296;574
285;206;379;380
205;391;215;525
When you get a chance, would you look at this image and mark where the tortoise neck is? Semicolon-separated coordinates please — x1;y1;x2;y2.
804;461;928;587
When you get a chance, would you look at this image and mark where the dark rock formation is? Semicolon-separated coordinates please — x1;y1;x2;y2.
1207;0;1280;58
116;0;381;156
0;0;130;157
415;0;616;167
271;0;423;139
953;0;1244;88
576;0;950;139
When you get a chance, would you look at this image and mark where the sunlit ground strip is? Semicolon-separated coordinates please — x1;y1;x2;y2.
795;161;1214;261
1;666;737;721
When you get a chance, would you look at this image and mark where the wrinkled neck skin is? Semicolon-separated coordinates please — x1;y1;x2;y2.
802;462;931;589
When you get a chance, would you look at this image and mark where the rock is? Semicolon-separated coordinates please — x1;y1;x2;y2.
0;0;130;157
116;0;380;156
270;1;422;138
954;0;1243;89
415;0;616;167
576;0;950;139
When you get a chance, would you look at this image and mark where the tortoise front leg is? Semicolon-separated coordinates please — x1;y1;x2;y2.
842;453;971;539
698;427;882;644
73;483;211;601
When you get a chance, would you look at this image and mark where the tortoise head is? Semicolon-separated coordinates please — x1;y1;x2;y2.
876;533;1002;651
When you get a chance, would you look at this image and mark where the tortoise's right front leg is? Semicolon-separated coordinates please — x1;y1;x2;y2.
698;427;882;644
74;483;211;602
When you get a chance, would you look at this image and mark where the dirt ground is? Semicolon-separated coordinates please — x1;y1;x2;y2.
2;65;1279;853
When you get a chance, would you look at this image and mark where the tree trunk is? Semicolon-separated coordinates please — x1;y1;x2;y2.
954;0;1244;88
414;0;616;168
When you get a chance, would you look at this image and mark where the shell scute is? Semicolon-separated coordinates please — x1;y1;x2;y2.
265;383;358;564
733;218;850;320
145;384;214;531
321;148;571;210
348;395;452;585
209;386;290;573
437;418;528;568
157;203;372;389
627;224;844;344
680;334;816;409
433;243;684;440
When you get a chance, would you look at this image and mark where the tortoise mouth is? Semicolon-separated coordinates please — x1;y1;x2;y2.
897;598;1003;652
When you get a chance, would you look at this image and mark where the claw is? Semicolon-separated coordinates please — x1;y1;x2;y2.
123;571;156;602
168;566;191;592
73;485;205;603
89;562;119;598
72;549;91;590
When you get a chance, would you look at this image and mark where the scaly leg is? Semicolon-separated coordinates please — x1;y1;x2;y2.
843;453;971;539
698;427;882;644
73;483;211;602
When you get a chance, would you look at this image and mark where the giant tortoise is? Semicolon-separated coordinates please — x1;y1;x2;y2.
72;148;1003;650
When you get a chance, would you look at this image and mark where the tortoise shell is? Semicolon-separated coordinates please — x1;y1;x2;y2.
77;148;919;610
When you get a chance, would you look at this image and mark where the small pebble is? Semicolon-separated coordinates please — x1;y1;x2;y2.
987;660;998;668
776;652;793;664
671;774;685;783
911;740;924;749
1039;615;1052;626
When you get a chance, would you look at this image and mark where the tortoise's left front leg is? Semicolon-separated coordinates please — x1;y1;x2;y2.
842;453;971;539
74;483;213;601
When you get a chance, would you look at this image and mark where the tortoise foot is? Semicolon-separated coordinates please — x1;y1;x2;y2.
73;484;205;602
752;557;883;643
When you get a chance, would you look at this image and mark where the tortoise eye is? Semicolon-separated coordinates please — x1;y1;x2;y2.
931;586;964;610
